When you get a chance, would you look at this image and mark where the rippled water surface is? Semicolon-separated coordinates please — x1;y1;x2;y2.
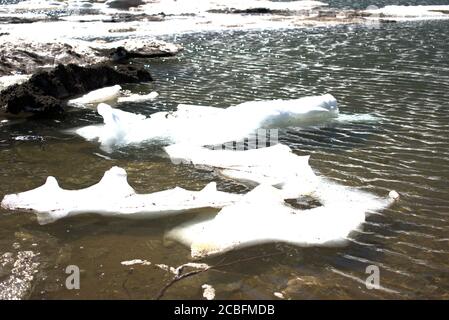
1;20;449;299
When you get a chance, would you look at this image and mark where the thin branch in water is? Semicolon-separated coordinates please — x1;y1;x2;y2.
153;251;283;300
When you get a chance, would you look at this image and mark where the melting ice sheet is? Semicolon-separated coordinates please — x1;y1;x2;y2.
1;147;398;256
2;92;397;256
167;181;396;259
68;85;122;107
67;85;159;108
164;143;397;258
0;167;241;224
165;143;318;198
75;94;338;149
364;5;449;21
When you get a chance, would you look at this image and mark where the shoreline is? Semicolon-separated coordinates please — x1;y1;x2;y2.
1;2;448;87
0;3;448;74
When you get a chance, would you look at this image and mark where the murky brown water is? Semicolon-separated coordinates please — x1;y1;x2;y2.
1;21;449;299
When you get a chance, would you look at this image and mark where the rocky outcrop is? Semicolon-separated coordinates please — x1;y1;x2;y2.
0;34;181;116
0;37;182;77
107;13;165;23
105;0;145;10
92;39;182;62
208;8;287;15
0;40;98;77
0;63;153;115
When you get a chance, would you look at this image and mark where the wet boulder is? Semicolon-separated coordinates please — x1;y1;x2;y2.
106;0;145;10
0;63;153;115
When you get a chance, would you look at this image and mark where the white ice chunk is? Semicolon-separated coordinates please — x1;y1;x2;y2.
117;91;159;103
388;190;400;200
167;182;395;259
77;103;148;148
165;144;318;198
274;292;285;299
121;259;151;266
364;5;449;20
68;85;122;107
202;284;215;300
75;94;338;149
1;166;242;224
137;0;327;15
0;74;31;91
5;0;67;11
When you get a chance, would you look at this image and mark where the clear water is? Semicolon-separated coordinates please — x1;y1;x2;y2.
1;18;449;298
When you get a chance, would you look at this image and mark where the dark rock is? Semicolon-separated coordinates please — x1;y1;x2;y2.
379;19;397;24
0;38;182;77
106;0;144;10
429;10;449;14
208;8;290;15
0;16;52;24
284;196;322;210
0;63;153;115
234;8;274;14
102;13;164;23
317;10;337;18
0;41;101;76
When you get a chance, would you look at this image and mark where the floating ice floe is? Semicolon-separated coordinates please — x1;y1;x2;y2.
75;94;338;149
202;284;216;300
274;292;285;299
0;166;241;224
165;143;318;198
13;135;44;142
1;147;399;256
117;91;159;103
67;85;122;107
167;181;398;258
363;5;449;21
121;259;151;266
136;0;327;16
67;84;158;108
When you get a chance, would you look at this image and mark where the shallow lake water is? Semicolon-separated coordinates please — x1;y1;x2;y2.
1;18;449;299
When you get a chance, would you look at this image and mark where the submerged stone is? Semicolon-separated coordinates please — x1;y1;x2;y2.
0;250;40;300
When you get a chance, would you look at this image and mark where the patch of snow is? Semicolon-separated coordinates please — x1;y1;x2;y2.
75;94;338;150
167;179;394;258
0;74;31;91
68;85;122;107
364;5;449;21
121;259;151;266
202;284;215;300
